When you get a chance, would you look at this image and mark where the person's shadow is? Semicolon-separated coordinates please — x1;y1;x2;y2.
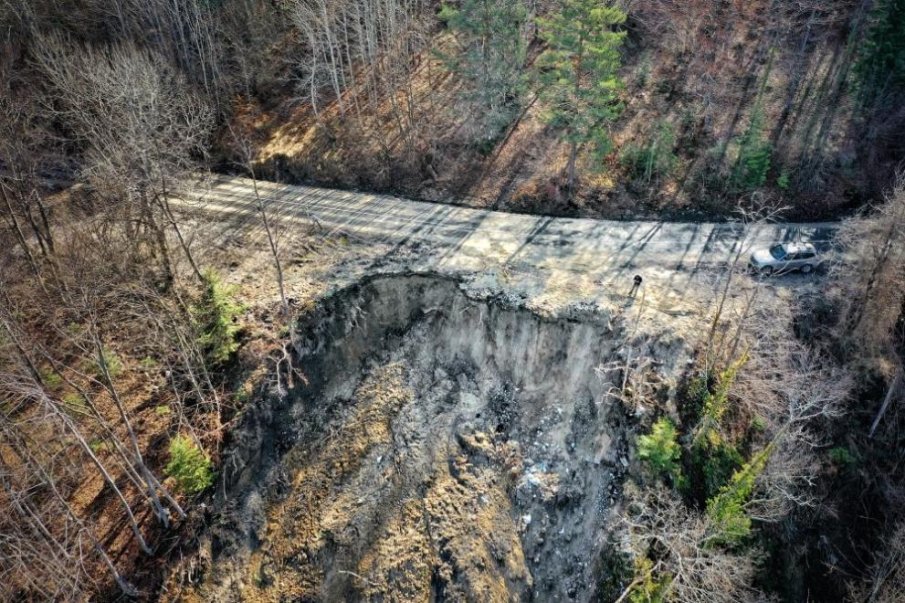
628;275;643;298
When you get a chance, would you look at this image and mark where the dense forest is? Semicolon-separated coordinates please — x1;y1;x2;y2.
1;0;905;601
3;0;904;217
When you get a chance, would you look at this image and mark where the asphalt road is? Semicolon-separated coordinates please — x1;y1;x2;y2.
173;175;836;281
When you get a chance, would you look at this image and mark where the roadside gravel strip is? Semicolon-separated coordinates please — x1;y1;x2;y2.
172;174;836;277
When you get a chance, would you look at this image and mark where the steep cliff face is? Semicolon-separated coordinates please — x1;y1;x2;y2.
179;274;691;602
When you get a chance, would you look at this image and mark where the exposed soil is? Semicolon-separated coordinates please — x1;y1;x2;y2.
166;274;692;602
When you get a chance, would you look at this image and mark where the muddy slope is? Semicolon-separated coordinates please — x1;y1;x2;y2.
186;274;687;602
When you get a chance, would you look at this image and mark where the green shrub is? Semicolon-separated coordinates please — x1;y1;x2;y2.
829;446;857;470
89;438;110;454
165;435;214;494
705;444;772;546
777;170;791;191
638;417;684;486
621;121;678;185
629;556;672;603
40;368;63;390
154;405;172;416
750;415;767;432
91;346;123;380
61;392;89;417
139;356;159;371
192;270;244;367
234;384;252;405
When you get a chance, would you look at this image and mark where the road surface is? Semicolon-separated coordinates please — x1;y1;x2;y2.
174;175;835;282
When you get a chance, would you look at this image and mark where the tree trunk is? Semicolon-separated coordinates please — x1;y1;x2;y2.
140;188;174;289
0;305;155;555
0;181;43;279
159;177;204;284
1;434;136;595
567;139;578;199
92;330;184;525
250;171;288;312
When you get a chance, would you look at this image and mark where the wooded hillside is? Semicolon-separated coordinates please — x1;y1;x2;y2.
2;1;905;601
2;0;904;218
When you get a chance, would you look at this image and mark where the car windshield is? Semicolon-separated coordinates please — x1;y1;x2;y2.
769;244;786;260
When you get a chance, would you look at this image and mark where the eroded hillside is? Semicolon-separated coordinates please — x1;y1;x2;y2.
3;1;905;601
167;275;684;601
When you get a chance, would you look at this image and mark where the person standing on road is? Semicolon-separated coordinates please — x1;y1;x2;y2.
629;274;643;297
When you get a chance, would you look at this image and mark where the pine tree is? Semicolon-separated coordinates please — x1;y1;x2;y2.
165;435;215;494
855;0;905;106
731;105;772;192
536;0;626;197
440;0;528;142
192;270;244;367
638;417;684;486
705;444;774;546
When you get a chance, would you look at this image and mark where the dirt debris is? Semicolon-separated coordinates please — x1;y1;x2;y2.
168;274;692;602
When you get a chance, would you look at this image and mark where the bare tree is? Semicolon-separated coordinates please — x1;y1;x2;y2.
288;0;433;156
0;92;60;283
217;0;286;97
834;174;905;360
0;266;196;564
621;485;764;603
702;199;787;374
595;294;660;413
719;292;854;520
0;416;138;599
32;34;214;287
229;125;288;313
130;284;224;435
0;295;157;554
78;0;227;100
848;521;905;603
824;175;905;435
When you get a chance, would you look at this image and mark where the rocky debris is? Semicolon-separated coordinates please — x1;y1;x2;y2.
169;274;692;602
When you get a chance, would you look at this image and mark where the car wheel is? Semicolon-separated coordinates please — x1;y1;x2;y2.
760;266;773;276
800;264;813;274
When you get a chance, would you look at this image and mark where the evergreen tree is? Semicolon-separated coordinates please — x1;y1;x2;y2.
638;417;685;488
192;270;244;367
165;435;215;494
855;0;905;106
732;104;772;192
705;444;774;546
440;0;528;142
535;0;626;196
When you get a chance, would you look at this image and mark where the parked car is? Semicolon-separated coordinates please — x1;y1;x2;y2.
748;241;820;275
